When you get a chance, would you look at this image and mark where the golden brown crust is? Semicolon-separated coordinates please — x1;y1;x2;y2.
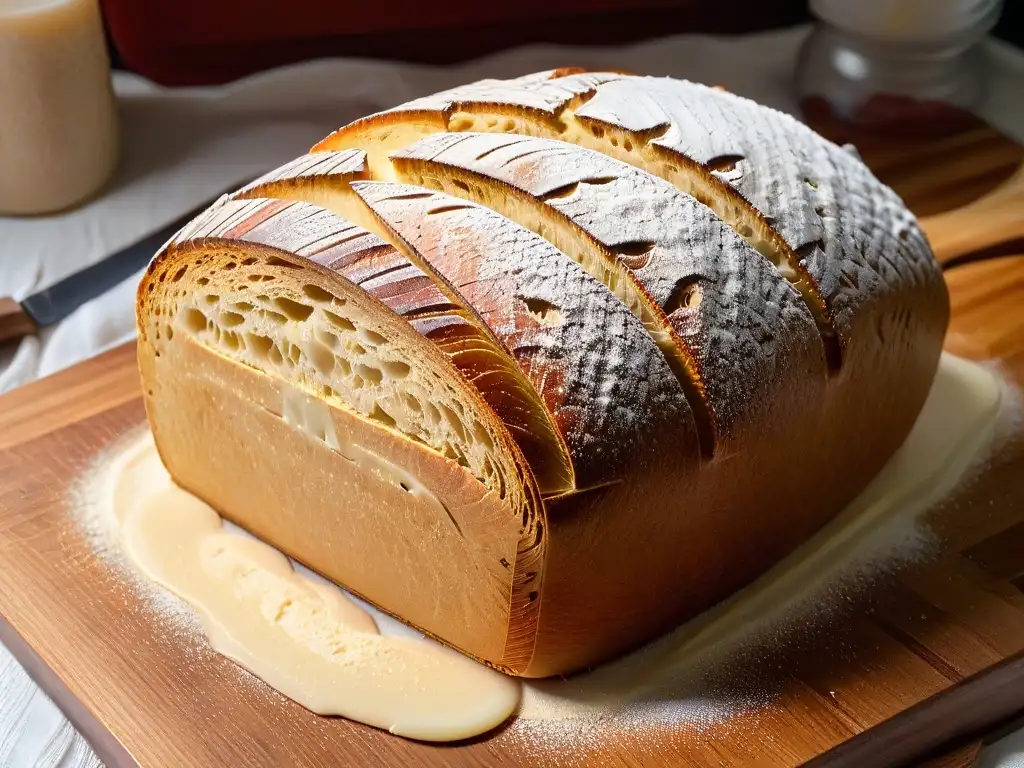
137;69;950;678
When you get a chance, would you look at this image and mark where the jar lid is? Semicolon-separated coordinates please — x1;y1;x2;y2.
810;0;1002;42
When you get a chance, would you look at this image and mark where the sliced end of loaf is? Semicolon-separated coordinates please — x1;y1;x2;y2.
137;211;546;673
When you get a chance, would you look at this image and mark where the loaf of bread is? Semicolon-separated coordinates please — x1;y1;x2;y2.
137;69;948;677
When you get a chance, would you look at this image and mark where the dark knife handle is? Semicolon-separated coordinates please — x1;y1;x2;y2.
0;297;37;344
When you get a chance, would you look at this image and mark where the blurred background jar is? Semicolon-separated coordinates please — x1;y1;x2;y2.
0;0;119;215
796;0;1005;137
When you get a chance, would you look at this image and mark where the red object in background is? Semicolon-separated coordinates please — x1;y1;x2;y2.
99;0;809;86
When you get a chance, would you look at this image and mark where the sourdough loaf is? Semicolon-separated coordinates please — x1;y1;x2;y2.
137;69;948;677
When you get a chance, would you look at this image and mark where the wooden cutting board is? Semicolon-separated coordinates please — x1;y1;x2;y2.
1;117;1023;768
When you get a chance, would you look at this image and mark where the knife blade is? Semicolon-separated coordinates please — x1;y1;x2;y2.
0;193;225;344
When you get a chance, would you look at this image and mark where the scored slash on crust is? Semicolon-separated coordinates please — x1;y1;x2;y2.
314;68;843;378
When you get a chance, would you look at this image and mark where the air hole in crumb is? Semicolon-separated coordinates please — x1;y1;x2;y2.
590;124;605;138
223;262;237;270
241;257;258;266
231;301;255;312
738;224;754;238
453;179;470;192
323;310;356;332
315;329;339;350
273;296;314;322
222;331;241;352
302;284;333;302
197;277;210;286
370;403;397;428
354;364;383;386
287;343;301;365
503;119;516;132
424;402;441;425
219;310;245;327
182;308;206;333
382;360;410;379
440;405;468;442
473;421;494;451
403;393;422;412
268;345;284;366
610;136;618;147
204;294;219;306
256;309;288;326
351;375;364;389
172;266;188;282
623;139;633;152
349;342;367;356
522;297;563;326
246;333;273;359
306;339;335;376
335;357;352;376
165;326;174;341
359;328;387;347
266;256;301;269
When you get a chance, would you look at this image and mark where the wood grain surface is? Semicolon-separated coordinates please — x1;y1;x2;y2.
0;122;1023;767
0;296;36;344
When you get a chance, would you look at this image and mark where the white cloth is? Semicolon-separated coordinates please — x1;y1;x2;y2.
1;24;1023;767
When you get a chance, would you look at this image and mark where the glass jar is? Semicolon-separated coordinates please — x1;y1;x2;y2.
0;0;120;215
796;0;1003;136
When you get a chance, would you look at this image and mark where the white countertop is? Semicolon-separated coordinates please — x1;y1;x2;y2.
1;24;1023;768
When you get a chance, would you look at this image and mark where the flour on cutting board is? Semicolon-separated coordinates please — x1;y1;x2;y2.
74;428;519;744
73;352;1016;747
